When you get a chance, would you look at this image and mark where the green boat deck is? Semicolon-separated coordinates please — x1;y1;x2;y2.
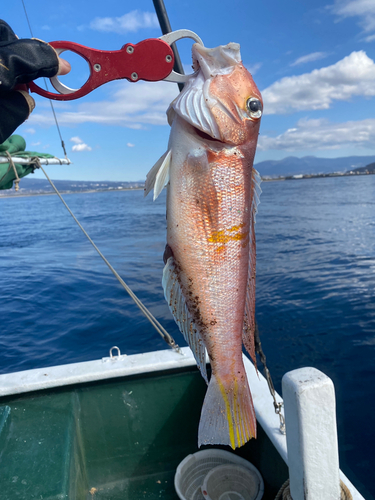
0;365;288;499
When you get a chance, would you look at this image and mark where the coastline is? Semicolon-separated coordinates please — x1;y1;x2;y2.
262;170;375;182
1;170;374;199
0;187;144;199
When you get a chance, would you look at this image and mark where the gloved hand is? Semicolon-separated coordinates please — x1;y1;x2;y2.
0;19;70;143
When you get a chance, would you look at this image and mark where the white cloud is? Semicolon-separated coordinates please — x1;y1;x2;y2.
90;10;159;34
330;0;375;35
25;128;36;134
258;117;375;151
127;143;135;147
31;141;41;146
72;143;92;152
29;81;179;128
70;136;91;151
290;52;328;66
262;51;375;114
70;136;83;144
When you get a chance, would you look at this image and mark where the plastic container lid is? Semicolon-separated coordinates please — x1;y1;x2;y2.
174;449;264;500
201;464;263;500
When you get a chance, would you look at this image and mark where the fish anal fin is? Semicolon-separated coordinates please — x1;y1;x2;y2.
243;310;257;368
162;256;208;383
144;149;172;200
198;371;256;449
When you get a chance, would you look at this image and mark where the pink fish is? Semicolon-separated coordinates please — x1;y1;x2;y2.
145;42;263;449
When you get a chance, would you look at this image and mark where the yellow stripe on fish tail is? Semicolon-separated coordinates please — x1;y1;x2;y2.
232;381;245;447
218;379;236;449
236;379;253;447
198;372;256;449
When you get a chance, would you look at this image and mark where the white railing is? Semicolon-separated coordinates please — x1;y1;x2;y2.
0;157;71;165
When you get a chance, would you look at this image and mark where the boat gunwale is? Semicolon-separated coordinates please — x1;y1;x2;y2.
0;347;197;397
0;346;365;500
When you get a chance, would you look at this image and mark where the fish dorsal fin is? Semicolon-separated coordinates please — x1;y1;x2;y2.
242;167;262;367
162;256;208;383
144;149;172;200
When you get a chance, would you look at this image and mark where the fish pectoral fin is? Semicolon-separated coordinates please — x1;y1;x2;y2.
166;105;176;126
162;256;208;383
198;372;256;449
154;149;172;201
144;149;172;201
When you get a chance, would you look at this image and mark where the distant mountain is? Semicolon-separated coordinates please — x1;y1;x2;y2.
255;155;375;178
353;162;375;174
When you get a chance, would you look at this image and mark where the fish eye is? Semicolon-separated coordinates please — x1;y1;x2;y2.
246;97;263;119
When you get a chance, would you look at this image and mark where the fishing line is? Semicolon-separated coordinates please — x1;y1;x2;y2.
254;321;286;434
35;159;179;351
21;0;68;159
20;1;178;349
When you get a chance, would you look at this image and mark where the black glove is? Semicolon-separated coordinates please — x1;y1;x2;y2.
0;20;59;143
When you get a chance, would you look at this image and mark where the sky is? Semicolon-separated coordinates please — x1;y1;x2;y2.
2;0;375;181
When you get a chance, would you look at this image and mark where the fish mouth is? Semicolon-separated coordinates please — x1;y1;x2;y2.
193;125;222;143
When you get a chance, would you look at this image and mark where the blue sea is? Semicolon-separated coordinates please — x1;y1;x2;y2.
1;175;374;499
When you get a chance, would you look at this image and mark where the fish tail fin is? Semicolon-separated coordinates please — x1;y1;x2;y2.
198;370;256;449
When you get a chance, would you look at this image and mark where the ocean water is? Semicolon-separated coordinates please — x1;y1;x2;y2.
0;175;374;498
